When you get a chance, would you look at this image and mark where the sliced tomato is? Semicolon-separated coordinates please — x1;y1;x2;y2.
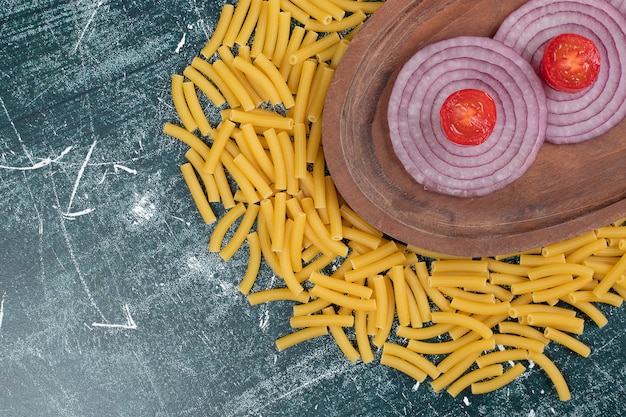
540;33;601;93
439;89;497;146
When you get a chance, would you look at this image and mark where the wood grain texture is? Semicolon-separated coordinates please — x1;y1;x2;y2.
323;0;626;256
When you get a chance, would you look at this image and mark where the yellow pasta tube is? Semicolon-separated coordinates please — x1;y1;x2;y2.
383;343;441;379
492;334;546;353
438;287;495;304
289;211;306;272
407;332;481;355
305;9;367;32
450;298;511;316
295;253;335;282
526;312;585;335
208;202;246;252
428;275;487;290
322;307;360;363
340;204;383;238
527;263;594;280
256;206;282;277
565;238;608;264
354;309;374;364
171;74;198;132
309;271;373;299
220;152;260;204
593;252;626;297
531;275;592;303
484;258;531;276
404;284;423;328
351;241;398;270
431;259;489;275
510;274;573;295
233;56;282;105
372;275;388;329
330;38;350;69
324;176;343;242
262;128;287;191
220;203;260;261
498;321;549;344
562;300;608;328
213;160;236;209
234;0;262;46
212;59;256;111
279;0;310;25
312;151;326;209
430;347;482;392
223;0;252;47
542;231;597;257
315;0;345;20
544;327;590;357
309;285;376;311
430;311;493;339
184;149;220;202
290;313;353;328
448;364;504;397
437;338;496;374
519;253;566;266
404;266;431;323
390;265;410;327
271;191;287;252
380;352;427;383
291;59;317;124
471;363;526;395
344;252;407;283
180;163;216;224
475;349;529;368
271;11;292;66
596;226;626;238
280;220;306;295
233;153;274;199
203;120;236;174
230;108;295;131
306;119;322;163
263;0;281;59
293;298;331;316
306;65;334;123
275;326;328;351
301;198;348;257
239;124;275;183
327;0;384;14
289;0;333;25
290;32;341;65
251;0;268;57
527;351;571;401
239;232;262;294
396;323;454;340
248;287;310;305
568;290;623;307
190;57;240;108
280;25;307;81
293;123;308;179
182;81;212;137
182;66;227;108
253;53;296;109
373;275;395;348
414;261;454;313
201;4;235;58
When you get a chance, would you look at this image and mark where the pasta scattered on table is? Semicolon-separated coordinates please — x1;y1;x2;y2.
163;0;626;402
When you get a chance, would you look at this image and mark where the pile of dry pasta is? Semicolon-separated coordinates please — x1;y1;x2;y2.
162;0;626;402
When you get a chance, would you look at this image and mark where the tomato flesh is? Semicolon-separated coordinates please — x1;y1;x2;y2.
439;89;497;146
540;33;601;93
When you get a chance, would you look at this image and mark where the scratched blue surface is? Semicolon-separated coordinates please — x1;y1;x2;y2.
1;1;625;416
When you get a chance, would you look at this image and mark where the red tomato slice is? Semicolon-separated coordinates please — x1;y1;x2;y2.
540;33;601;93
439;89;497;146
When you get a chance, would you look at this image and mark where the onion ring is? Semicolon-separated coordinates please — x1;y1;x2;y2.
494;0;626;144
387;36;547;198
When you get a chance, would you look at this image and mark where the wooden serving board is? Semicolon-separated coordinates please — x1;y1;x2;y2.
323;0;626;257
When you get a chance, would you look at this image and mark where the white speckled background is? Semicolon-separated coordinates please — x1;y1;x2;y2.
1;1;624;416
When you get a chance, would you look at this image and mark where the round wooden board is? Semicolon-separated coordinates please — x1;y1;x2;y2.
322;0;626;257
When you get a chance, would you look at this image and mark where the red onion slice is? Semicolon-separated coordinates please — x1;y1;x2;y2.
494;0;626;144
388;36;547;197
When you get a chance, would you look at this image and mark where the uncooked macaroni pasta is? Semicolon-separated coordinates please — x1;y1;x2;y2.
163;0;625;404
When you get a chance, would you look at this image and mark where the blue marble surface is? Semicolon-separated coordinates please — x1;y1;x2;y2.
1;1;624;416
